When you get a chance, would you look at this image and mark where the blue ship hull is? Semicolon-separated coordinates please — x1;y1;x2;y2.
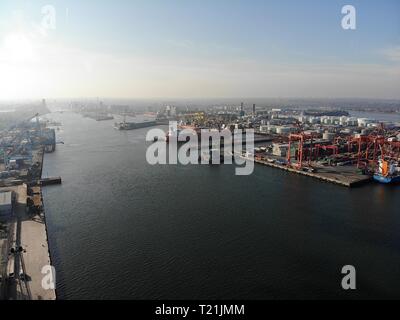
373;174;400;184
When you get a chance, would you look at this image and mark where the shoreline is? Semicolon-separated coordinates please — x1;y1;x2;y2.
40;152;58;300
0;149;57;300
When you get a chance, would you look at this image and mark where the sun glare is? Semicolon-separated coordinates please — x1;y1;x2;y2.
3;33;34;62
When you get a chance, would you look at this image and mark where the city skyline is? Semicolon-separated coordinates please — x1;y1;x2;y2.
0;0;399;100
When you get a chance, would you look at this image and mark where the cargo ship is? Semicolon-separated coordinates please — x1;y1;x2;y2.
114;118;157;130
94;114;114;121
373;159;400;184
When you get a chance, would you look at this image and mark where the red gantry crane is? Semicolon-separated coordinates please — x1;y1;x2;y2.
287;132;314;169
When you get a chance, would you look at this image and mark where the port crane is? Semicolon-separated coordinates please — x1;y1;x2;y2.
351;124;400;171
287;132;314;169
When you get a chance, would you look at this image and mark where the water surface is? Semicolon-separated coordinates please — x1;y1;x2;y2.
43;112;400;299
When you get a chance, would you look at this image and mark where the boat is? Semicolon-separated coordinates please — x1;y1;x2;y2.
373;174;400;184
373;159;400;184
94;114;114;121
40;177;62;186
114;117;157;130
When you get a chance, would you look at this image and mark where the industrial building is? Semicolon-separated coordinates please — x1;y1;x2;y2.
272;143;289;157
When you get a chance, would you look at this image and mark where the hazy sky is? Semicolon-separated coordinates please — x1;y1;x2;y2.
0;0;399;100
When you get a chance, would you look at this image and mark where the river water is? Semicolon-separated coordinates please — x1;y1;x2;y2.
42;112;400;300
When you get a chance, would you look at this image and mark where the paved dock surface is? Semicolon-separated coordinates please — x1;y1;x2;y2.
255;159;371;187
0;184;56;300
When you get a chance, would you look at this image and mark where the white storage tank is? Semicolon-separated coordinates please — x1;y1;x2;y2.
358;118;371;127
339;116;348;125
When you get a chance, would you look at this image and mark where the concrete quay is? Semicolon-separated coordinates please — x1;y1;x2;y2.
0;184;56;300
254;158;371;187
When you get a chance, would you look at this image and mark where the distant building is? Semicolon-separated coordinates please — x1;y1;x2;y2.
0;191;13;217
276;126;297;134
357;118;373;127
240;102;245;117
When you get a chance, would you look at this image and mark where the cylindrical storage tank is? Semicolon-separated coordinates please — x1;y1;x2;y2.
358;118;370;127
339;116;347;125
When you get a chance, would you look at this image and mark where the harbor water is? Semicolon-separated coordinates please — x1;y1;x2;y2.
42;112;400;299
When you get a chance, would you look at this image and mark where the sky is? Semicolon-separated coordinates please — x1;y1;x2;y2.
0;0;399;100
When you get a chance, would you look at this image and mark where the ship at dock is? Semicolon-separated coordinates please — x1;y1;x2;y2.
373;159;400;184
114;115;157;130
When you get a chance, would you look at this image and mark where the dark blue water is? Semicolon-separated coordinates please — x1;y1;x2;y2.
42;112;400;300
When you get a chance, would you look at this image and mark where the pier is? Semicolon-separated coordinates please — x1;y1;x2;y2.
1;184;56;300
254;158;371;187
